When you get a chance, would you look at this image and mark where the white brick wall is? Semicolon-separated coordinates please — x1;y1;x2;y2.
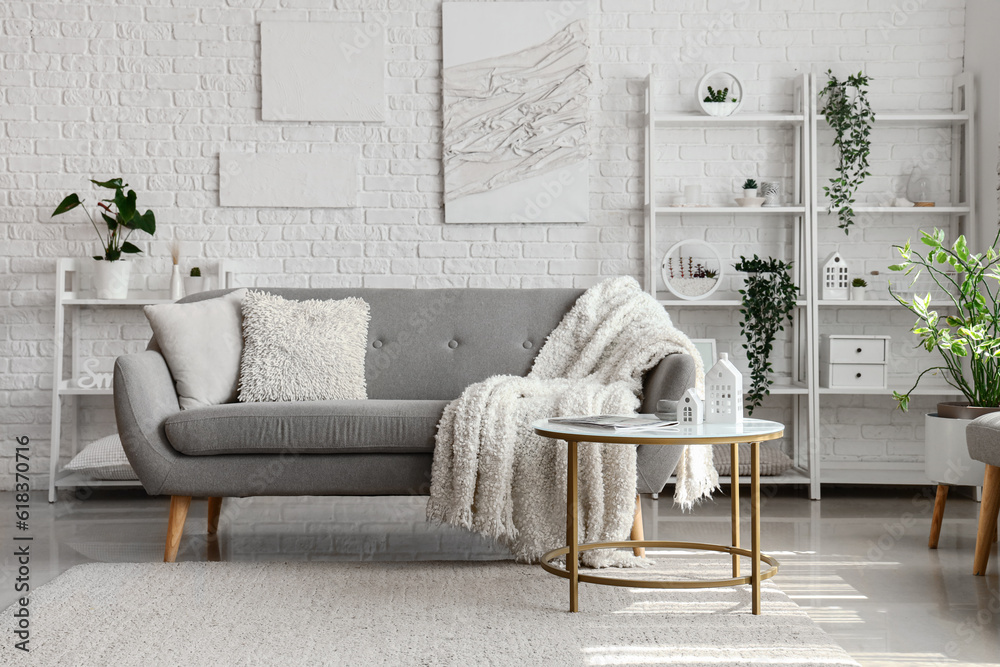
0;0;968;489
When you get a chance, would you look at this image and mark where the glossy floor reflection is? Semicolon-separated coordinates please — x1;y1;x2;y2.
3;486;999;666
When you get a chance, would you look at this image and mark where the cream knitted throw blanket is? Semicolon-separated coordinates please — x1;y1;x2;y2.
427;277;717;566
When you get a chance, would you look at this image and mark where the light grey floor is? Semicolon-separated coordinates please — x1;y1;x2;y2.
2;486;999;666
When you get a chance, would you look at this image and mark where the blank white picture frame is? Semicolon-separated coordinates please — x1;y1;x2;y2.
261;21;385;122
219;150;358;208
691;339;718;371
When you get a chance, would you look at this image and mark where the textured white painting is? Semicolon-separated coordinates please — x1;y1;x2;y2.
261;22;384;122
442;2;590;224
219;151;358;208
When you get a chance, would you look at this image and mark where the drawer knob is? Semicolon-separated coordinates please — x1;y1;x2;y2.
856;372;862;378
856;347;862;353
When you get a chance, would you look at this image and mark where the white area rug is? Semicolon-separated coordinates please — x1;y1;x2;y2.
1;557;858;666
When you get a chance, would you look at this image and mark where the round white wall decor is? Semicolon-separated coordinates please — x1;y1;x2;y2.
696;69;745;117
661;240;723;301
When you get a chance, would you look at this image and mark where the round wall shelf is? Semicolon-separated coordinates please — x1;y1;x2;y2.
661;240;723;301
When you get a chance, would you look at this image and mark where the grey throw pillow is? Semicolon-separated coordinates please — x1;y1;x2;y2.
64;434;138;481
238;291;370;403
144;289;247;410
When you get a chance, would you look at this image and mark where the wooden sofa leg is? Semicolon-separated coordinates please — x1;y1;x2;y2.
630;494;645;558
207;497;223;535
974;466;1000;575
929;484;948;549
164;496;192;563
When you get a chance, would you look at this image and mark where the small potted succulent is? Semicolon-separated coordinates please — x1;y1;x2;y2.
742;179;758;198
702;85;739;117
184;267;209;295
850;277;867;301
51;178;156;299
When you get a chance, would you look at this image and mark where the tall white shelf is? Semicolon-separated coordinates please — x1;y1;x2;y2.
643;72;976;499
47;258;229;502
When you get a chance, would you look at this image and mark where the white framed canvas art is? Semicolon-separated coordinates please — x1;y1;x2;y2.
442;2;590;223
261;22;385;123
690;339;717;371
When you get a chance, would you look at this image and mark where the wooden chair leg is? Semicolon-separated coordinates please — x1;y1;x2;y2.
973;466;1000;575
929;484;948;549
630;493;645;558
164;495;192;563
207;497;223;535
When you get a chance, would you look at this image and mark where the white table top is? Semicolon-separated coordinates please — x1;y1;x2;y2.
532;416;785;445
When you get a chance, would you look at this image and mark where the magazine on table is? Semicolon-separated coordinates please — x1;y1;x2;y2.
548;415;679;432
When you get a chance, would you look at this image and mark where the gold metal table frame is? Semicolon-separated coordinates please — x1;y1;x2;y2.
534;420;785;615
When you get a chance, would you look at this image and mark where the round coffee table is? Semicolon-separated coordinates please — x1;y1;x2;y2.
532;417;784;615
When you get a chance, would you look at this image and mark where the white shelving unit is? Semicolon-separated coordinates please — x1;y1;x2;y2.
47;258;228;502
643;72;976;499
644;73;818;496
808;72;975;491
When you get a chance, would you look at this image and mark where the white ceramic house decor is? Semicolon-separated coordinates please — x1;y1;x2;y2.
441;2;590;223
260;22;385;122
678;388;704;425
821;251;850;300
705;353;743;425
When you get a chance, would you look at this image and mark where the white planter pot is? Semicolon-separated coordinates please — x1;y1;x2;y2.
743;188;757;198
702;102;739;117
93;260;130;300
924;413;987;486
183;276;209;295
850;286;865;301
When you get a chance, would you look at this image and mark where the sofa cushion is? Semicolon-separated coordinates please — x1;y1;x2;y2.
164;399;448;456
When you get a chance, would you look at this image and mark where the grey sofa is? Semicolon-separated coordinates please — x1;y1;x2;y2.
114;287;696;562
966;414;1000;575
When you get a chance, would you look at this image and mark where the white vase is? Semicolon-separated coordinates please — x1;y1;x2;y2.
170;265;184;301
850;286;865;301
94;260;130;300
924;413;987;486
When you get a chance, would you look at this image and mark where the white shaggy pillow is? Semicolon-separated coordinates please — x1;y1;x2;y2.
238;291;370;403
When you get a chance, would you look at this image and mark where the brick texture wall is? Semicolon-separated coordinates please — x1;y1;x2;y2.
0;0;968;489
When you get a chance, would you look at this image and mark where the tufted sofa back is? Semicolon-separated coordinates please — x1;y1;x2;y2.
174;287;586;401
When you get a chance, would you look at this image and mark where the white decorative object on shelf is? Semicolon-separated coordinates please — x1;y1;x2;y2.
705;353;743;425
735;197;765;207
683;184;702;205
819;335;889;389
76;358;113;390
678;387;704;424
661;240;722;301
761;181;781;207
93;260;130;300
821;252;849;300
696;69;744;117
851;283;866;301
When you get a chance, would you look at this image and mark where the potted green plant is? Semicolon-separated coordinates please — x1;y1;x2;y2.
702;85;739;117
51;178;156;299
819;70;874;234
851;277;867;301
184;267;208;295
889;228;998;493
734;255;799;414
741;178;758;198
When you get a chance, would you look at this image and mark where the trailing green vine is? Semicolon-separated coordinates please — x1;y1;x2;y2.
819;69;874;234
734;255;799;415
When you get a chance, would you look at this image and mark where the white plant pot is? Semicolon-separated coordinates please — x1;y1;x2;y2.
924;413;987;486
702;101;739;117
850;286;865;301
94;260;130;300
743;188;757;198
183;276;208;295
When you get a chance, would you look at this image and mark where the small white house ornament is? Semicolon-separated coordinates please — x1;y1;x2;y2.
705;353;743;425
821;251;850;300
678;388;704;424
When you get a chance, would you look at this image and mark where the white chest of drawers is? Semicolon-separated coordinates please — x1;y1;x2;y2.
819;334;890;389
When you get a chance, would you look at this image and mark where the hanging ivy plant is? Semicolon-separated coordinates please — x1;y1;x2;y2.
734;255;799;415
819;69;874;234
